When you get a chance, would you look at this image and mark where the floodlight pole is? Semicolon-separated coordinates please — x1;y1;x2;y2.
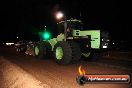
64;15;67;41
56;11;67;41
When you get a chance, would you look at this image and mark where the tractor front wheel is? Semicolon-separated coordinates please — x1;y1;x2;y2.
54;41;72;65
34;42;51;59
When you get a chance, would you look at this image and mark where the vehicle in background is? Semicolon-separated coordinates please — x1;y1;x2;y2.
15;40;27;52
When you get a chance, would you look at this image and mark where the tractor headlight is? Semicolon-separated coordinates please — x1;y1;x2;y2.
103;45;107;48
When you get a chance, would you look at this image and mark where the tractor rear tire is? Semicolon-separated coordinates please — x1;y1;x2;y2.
68;41;81;63
34;42;51;59
54;41;72;65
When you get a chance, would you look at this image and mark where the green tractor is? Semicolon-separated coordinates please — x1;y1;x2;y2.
34;19;110;65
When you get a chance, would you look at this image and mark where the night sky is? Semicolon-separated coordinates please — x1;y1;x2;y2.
0;0;131;42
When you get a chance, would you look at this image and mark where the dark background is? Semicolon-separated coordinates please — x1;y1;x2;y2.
0;1;131;43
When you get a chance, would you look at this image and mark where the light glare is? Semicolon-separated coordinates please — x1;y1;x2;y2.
56;12;63;19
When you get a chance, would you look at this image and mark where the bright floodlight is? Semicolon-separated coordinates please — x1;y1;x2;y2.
56;12;64;19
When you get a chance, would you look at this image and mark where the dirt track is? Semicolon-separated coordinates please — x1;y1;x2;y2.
0;48;131;88
0;57;50;88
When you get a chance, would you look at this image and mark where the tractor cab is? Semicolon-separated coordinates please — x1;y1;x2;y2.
57;19;83;37
57;19;110;50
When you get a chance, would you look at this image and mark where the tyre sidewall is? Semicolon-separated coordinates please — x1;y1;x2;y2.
54;41;72;65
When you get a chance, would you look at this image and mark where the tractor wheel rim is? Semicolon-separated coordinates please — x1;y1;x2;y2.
56;47;63;60
87;52;90;57
35;46;39;55
82;52;91;57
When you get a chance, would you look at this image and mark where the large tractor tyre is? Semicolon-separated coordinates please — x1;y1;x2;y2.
53;41;72;65
68;41;81;63
34;42;52;59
